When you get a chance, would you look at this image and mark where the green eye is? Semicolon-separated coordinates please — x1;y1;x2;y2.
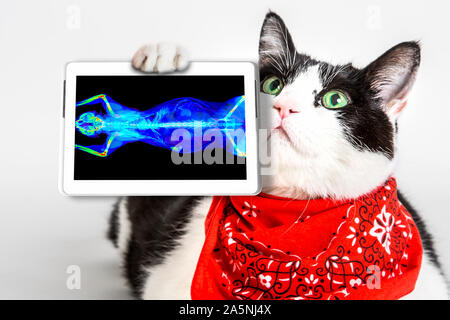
263;76;283;95
322;90;349;109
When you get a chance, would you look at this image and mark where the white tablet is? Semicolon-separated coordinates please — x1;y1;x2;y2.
60;61;260;195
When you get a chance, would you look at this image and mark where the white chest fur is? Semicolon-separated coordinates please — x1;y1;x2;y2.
141;197;212;300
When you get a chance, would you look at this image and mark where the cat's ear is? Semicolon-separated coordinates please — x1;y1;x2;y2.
259;12;296;67
365;41;421;118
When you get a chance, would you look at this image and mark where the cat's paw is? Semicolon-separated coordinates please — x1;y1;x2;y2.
132;43;188;73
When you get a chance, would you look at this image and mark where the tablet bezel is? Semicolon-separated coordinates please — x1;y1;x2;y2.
61;61;260;195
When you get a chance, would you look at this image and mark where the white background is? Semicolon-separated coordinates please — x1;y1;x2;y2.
0;0;449;299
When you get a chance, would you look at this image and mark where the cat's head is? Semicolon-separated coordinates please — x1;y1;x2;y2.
258;12;420;200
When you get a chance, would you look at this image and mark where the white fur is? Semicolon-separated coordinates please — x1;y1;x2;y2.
117;197;131;262
141;197;212;299
402;256;449;299
132;43;188;73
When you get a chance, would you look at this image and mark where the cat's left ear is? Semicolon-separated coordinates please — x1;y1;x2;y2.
365;41;421;118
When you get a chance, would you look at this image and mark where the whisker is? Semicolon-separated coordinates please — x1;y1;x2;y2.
280;198;311;237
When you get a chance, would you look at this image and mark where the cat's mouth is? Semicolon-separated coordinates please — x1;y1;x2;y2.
271;124;312;157
271;126;294;145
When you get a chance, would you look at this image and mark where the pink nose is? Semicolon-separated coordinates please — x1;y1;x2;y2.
274;101;300;119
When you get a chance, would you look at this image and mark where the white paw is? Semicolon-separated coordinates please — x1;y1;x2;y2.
132;43;188;73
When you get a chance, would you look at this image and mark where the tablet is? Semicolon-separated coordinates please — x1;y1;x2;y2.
60;61;260;195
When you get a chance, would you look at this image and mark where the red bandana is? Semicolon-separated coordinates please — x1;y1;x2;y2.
191;178;423;300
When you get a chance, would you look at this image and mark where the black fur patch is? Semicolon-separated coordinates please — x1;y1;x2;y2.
317;62;395;158
107;199;120;248
107;196;202;298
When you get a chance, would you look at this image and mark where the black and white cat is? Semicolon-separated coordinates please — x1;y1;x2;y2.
108;12;449;299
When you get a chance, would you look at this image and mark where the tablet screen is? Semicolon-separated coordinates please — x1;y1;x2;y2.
74;75;247;180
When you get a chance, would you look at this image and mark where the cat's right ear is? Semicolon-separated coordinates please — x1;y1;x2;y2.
259;12;296;68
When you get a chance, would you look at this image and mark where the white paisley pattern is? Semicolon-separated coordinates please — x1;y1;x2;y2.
369;205;395;254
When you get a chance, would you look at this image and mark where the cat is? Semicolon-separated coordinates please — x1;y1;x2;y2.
108;12;449;299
